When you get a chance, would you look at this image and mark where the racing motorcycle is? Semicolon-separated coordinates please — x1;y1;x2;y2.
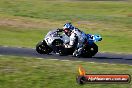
36;29;102;57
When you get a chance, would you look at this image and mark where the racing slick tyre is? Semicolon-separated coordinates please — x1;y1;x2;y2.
90;43;98;56
36;41;52;54
81;45;92;58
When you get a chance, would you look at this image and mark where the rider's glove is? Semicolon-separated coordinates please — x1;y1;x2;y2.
57;28;63;32
64;44;72;48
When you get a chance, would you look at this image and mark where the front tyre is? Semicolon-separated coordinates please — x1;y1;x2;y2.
36;41;52;54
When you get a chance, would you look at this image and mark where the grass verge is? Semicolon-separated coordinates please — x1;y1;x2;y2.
0;55;132;88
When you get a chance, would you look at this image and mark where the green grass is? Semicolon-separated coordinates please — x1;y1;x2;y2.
0;55;132;88
0;0;132;53
0;1;132;21
0;26;47;48
0;1;132;88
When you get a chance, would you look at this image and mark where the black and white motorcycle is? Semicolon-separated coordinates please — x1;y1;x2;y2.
36;29;102;57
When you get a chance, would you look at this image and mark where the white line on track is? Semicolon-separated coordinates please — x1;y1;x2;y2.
110;64;116;65
49;59;59;61
89;62;95;63
3;45;9;47
61;60;70;61
75;61;83;62
17;47;23;48
0;55;3;56
36;58;44;59
102;63;109;64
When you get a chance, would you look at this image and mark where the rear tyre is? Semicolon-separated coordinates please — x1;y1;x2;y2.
36;41;52;54
90;43;98;56
81;43;98;57
81;45;92;58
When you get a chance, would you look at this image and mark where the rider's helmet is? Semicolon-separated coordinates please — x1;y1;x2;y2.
63;23;74;30
63;23;74;36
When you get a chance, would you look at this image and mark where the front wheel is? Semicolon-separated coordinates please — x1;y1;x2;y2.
36;41;52;54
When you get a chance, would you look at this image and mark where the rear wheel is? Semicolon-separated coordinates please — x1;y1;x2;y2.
90;43;98;56
81;43;98;57
36;41;52;54
81;45;92;58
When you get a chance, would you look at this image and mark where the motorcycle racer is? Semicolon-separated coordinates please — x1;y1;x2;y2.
63;23;87;57
36;23;102;57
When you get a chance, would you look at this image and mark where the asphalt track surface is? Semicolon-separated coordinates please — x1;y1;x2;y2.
0;46;132;65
